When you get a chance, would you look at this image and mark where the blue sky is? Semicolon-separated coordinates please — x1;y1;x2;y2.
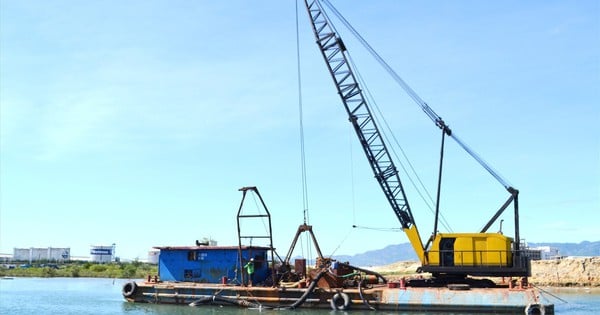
1;0;598;260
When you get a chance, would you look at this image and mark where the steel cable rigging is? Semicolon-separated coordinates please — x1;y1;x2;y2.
321;0;514;192
347;52;453;233
316;0;453;232
295;0;313;264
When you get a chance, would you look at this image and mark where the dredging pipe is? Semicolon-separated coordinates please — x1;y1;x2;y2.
189;270;328;310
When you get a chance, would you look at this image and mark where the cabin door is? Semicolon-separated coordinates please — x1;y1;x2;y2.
440;238;455;267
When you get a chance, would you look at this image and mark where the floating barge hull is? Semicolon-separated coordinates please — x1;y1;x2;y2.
123;280;553;314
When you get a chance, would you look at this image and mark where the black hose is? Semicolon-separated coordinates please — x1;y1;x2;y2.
189;296;216;307
279;269;327;310
189;295;263;308
337;261;388;283
189;270;328;310
358;279;376;311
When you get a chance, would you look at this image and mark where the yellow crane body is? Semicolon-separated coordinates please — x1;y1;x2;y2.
426;233;513;267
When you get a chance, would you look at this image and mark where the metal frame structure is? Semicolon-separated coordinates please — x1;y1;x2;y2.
236;186;277;285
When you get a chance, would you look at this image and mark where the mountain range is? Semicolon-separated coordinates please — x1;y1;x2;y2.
332;241;600;266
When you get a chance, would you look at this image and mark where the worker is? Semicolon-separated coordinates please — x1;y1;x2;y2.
244;258;255;286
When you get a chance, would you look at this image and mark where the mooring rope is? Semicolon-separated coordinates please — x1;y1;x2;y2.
532;284;568;304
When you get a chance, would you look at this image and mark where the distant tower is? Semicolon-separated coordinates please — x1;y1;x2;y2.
148;250;160;264
90;244;116;263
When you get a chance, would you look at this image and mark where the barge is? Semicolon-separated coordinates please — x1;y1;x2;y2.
122;187;554;314
123;259;553;314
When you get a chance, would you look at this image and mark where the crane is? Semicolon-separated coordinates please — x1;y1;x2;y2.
303;0;530;279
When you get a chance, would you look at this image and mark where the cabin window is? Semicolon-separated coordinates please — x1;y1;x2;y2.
187;251;197;261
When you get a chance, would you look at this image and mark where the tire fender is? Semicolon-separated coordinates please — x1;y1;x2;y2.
330;292;351;311
122;281;138;298
524;303;545;315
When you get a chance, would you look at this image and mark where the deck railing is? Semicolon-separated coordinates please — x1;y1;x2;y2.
427;249;532;267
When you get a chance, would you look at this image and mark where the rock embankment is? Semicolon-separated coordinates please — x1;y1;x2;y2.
368;256;600;287
530;256;599;286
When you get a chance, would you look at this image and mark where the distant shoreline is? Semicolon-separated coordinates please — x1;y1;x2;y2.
3;257;598;287
0;262;157;279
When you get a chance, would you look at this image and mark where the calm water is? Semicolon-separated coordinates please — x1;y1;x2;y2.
0;277;597;314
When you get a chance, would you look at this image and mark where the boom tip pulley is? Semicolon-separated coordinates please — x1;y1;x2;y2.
435;118;452;136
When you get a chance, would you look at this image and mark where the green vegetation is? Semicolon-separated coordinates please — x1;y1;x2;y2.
0;261;157;279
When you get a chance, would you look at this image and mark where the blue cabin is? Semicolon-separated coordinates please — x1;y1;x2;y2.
155;245;270;284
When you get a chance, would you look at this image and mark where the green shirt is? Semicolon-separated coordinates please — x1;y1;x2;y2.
244;261;255;274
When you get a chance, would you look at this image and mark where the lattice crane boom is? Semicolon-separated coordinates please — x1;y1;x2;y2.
303;0;426;261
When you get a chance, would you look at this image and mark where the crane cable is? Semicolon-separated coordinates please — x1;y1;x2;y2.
318;0;453;232
296;0;310;226
347;52;453;233
296;0;313;265
321;0;513;191
311;0;421;232
250;192;270;234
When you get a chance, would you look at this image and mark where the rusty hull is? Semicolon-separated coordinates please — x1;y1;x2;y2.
123;280;554;313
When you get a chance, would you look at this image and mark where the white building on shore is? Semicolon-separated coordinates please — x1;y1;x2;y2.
532;246;561;260
90;244;116;263
147;250;159;264
13;247;70;262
